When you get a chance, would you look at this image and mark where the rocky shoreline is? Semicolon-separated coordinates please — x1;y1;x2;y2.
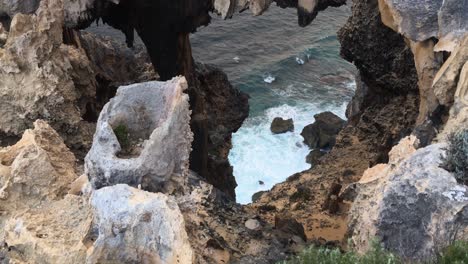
0;0;467;263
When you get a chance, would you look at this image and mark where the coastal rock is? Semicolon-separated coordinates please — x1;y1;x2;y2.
378;0;467;49
433;35;468;106
87;184;193;264
0;120;78;213
85;77;193;194
0;120;87;263
305;149;325;165
3;195;90;264
349;138;468;260
190;63;249;200
270;117;294;134
0;0;96;150
301;112;345;149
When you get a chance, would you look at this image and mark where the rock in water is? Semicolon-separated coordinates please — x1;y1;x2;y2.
349;137;468;260
301;112;345;149
270;117;294;134
87;184;193;264
85;77;193;194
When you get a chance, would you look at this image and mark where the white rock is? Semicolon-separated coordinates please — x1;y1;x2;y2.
87;184;193;264
85;77;193;194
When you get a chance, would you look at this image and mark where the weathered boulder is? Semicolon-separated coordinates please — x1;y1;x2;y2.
378;0;467;50
270;117;294;134
87;184;193;263
348;137;468;260
0;120;88;263
85;77;193;194
301;112;345;149
433;35;468;106
0;0;96;150
0;120;78;213
3;195;90;264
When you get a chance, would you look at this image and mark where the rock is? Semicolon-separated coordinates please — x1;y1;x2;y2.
3;195;90;264
270;117;294;134
301;112;345;149
274;214;307;242
378;0;467;48
306;149;325;165
433;35;468;106
349;137;468;260
0;0;96;150
252;190;267;203
0;120;78;213
87;184;193;263
245;219;262;230
0;22;6;46
0;120;87;263
85;77;193;194
191;63;249;200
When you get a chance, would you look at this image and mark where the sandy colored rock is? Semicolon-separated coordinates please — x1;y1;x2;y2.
3;195;91;264
433;35;468;106
0;120;78;213
87;184;193;264
0;0;96;149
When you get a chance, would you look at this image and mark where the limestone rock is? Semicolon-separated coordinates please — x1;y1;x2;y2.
245;219;262;230
270;117;294;134
433;35;468;106
301;112;345;149
0;0;96;150
87;184;193;264
85;77;193;194
378;0;467;48
3;195;90;264
0;120;78;213
349;137;468;260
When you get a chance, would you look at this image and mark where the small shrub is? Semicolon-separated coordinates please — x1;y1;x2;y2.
113;124;130;150
442;129;468;185
279;241;401;264
438;241;468;264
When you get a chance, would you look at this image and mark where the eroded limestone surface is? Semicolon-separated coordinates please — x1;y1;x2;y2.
85;77;193;194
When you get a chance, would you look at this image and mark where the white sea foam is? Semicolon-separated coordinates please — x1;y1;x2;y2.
229;102;348;204
295;57;305;65
264;74;276;83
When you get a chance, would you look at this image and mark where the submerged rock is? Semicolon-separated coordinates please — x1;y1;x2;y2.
270;117;294;134
349;137;468;260
85;77;193;194
301;112;345;149
87;184;193;263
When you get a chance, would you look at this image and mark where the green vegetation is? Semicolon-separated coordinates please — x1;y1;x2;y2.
438;241;468;264
280;242;400;264
113;124;130;150
280;240;468;264
442;129;468;185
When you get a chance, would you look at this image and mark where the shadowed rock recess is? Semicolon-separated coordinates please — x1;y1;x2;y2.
0;0;467;263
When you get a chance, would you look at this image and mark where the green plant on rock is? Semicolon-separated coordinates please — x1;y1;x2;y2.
438;241;468;264
113;124;130;150
279;241;401;264
442;129;468;185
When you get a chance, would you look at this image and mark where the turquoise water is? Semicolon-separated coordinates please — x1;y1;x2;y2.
191;5;356;204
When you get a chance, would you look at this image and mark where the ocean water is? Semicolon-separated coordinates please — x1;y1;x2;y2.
191;5;356;204
87;5;355;204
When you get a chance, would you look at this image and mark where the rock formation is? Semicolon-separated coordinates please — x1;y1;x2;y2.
301;111;345;149
348;137;468;260
270;117;294;134
85;77;193;194
87;184;193;263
